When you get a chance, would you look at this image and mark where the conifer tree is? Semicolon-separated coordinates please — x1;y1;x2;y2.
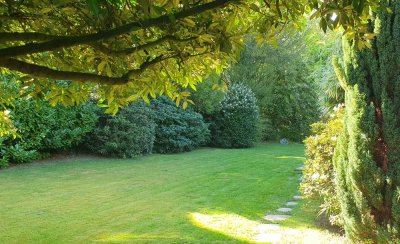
334;1;400;242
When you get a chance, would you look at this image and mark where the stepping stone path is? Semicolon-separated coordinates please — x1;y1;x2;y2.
254;164;305;242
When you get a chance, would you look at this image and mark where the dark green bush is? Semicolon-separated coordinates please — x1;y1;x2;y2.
1;144;40;165
151;96;210;153
11;100;98;151
42;103;99;150
300;105;344;227
85;102;155;158
0;99;98;166
10;100;98;151
211;83;259;148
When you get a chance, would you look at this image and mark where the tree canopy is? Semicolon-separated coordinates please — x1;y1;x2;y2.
0;0;381;136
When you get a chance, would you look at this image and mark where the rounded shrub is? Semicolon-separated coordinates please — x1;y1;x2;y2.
85;102;155;158
151;96;210;153
211;83;259;148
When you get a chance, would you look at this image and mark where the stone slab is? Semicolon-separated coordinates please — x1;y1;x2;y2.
293;195;302;200
277;207;292;212
263;214;290;221
286;201;298;206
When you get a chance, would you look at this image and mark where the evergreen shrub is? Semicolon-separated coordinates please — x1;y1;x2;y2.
333;2;400;241
151;96;210;153
11;100;98;151
85;102;155;158
211;83;259;148
0;100;98;166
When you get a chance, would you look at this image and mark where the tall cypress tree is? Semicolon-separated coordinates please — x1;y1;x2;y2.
334;1;400;242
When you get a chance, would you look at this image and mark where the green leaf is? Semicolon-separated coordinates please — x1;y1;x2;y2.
175;96;181;107
98;61;107;73
320;18;328;33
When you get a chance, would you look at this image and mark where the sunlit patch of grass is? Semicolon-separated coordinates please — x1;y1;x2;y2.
189;212;263;242
189;211;344;244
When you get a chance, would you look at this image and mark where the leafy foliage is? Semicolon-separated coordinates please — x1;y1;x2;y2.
0;99;98;166
228;36;320;141
0;0;380;129
85;102;155;158
151;97;210;154
11;100;98;151
211;83;259;148
190;74;225;117
1;144;40;166
0;73;19;137
301;105;344;227
85;96;209;156
302;22;344;113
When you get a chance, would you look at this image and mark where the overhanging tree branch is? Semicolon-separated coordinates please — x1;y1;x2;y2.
0;0;234;58
0;54;181;85
0;32;58;42
0;58;129;84
123;54;177;78
91;35;197;56
0;50;212;85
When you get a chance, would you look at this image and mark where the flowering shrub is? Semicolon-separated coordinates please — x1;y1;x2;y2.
211;83;259;148
300;105;344;227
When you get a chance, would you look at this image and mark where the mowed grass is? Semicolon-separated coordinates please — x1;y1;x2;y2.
0;143;343;243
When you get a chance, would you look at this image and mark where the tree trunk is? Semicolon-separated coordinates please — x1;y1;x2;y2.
334;1;400;242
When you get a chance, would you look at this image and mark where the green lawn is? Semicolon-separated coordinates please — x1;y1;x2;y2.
0;143;343;243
